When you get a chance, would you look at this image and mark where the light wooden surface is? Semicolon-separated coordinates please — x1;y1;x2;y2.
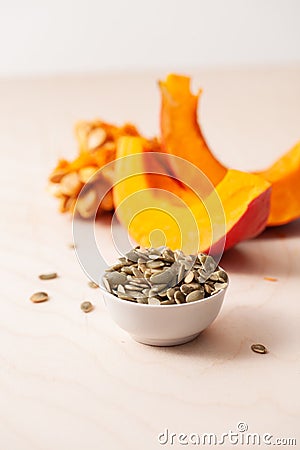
0;67;299;450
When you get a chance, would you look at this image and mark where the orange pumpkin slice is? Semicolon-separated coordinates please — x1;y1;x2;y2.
256;141;300;225
159;74;227;187
113;137;271;253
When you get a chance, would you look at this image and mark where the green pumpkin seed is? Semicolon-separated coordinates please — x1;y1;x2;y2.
186;288;205;303
148;297;161;305
251;344;268;354
81;301;94;313
88;281;99;289
184;271;194;283
39;272;58;280
30;292;49;303
174;291;185;304
102;247;228;306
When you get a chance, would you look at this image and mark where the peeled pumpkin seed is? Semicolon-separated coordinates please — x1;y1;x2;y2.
102;247;228;305
184;271;194;284
30;292;49;303
150;269;174;284
186;289;205;303
39;272;58;280
174;291;185;304
251;343;268;354
80;301;94;313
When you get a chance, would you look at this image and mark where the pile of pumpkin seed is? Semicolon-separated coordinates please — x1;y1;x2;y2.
102;246;228;305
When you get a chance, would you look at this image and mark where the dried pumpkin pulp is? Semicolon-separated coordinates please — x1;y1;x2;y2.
160;73;300;226
48;121;139;218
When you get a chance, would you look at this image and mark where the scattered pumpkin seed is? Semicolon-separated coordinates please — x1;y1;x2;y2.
251;343;268;354
30;292;49;303
80;301;94;313
88;281;99;289
39;273;58;280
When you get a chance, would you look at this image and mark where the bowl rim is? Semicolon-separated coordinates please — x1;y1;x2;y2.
100;265;229;309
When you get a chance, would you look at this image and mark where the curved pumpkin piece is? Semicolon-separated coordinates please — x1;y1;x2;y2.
160;73;300;227
256;142;300;226
113;137;271;253
159;74;227;186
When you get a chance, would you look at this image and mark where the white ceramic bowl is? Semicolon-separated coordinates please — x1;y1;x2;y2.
101;281;228;346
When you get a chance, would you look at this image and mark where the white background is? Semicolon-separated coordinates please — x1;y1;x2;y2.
0;0;299;76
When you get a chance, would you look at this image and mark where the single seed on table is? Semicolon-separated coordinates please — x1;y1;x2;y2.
186;289;205;303
88;281;99;289
251;343;268;354
30;292;49;303
39;272;58;280
184;271;194;284
80;301;94;313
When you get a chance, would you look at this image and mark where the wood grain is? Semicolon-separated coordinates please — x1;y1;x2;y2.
0;67;299;450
